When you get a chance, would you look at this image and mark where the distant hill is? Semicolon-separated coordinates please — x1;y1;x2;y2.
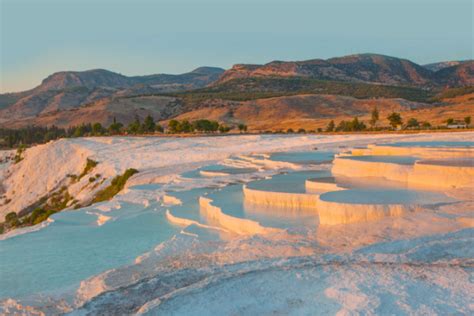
216;54;443;87
35;67;225;92
0;67;224;122
217;54;473;88
423;61;466;72
433;62;474;87
0;53;472;129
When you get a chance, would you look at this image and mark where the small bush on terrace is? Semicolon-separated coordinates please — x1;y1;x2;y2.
92;168;139;203
79;158;98;179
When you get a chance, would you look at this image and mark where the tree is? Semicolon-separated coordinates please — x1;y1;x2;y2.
180;120;194;133
92;123;104;136
335;120;348;132
155;124;164;133
142;115;156;133
168;120;180;133
5;212;19;228
325;120;335;132
287;128;294;133
464;116;471;126
219;124;231;133
209;120;219;132
109;117;123;135
446;118;454;125
421;121;431;129
387;112;403;128
73;125;86;137
335;118;366;132
193;119;217;132
128;116;141;134
369;106;379;127
238;124;248;133
406;118;419;128
297;128;306;134
350;117;366;131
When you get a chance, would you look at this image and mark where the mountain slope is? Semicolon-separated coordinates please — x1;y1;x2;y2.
0;67;224;121
216;54;436;87
434;62;474;87
423;61;466;72
37;69;131;92
36;67;225;92
167;93;474;131
216;54;472;88
1;96;182;129
1;54;472;129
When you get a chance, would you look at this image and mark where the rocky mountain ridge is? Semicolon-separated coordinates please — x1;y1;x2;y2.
0;54;472;128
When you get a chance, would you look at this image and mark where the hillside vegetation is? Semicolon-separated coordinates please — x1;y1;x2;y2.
171;77;433;103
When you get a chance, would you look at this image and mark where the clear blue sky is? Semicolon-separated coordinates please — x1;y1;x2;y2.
1;0;472;92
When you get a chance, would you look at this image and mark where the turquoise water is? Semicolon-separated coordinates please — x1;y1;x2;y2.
246;170;330;193
270;151;334;164
181;164;256;178
167;188;212;223
417;158;474;167
383;141;474;148
0;146;465;308
207;184;319;229
0;202;178;300
319;189;453;204
339;155;418;165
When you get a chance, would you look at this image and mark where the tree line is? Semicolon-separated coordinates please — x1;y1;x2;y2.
0;115;249;149
323;107;471;133
167;119;247;134
0;108;471;148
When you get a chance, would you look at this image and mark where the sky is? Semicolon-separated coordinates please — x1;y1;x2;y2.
1;0;472;93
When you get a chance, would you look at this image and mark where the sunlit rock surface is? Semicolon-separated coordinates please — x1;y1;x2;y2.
243;184;319;208
1;133;473;315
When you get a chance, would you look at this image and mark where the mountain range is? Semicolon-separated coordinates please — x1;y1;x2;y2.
1;54;472;129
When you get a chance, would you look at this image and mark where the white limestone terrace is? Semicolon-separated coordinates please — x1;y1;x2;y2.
333;142;474;189
1;132;441;221
227;139;473;227
305;176;345;193
317;188;455;225
0;134;370;221
1;132;474;315
351;141;474;158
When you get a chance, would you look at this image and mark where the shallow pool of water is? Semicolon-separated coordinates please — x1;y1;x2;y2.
319;189;454;205
207;185;319;229
246;170;330;193
0;202;179;300
181;164;257;179
270;151;334;164
338;155;418;165
417;158;474;167
382;141;474;148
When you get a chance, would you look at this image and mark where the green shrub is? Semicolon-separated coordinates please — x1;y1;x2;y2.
14;145;26;163
5;212;18;223
325;120;335;132
79;158;98;179
218;125;231;133
92;168;138;203
28;208;57;225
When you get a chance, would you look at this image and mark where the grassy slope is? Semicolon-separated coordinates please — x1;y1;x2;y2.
170;77;434;103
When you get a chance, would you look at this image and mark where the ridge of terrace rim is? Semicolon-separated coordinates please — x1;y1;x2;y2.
318;189;431;205
336;155;419;165
377;141;474;148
